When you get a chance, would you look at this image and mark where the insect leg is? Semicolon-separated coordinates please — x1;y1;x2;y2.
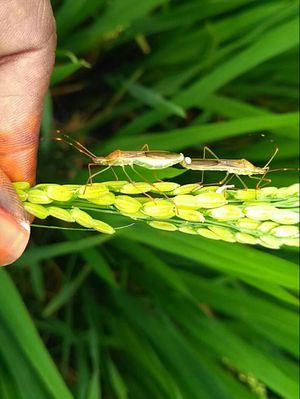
83;164;111;194
258;177;272;189
121;166;154;201
235;174;248;189
152;170;164;183
263;146;278;168
249;174;271;189
87;164;111;185
217;172;247;189
218;172;231;185
130;167;178;214
202;146;220;184
141;144;150;151
110;167;119;181
201;171;232;188
131;165;171;201
87;163;96;185
203;146;220;159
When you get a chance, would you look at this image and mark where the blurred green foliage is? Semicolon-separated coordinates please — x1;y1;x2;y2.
1;1;299;398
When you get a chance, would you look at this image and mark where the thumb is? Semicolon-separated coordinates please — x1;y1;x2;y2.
0;169;30;266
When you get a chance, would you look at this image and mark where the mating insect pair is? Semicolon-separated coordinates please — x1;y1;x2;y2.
55;134;294;189
56;135;185;186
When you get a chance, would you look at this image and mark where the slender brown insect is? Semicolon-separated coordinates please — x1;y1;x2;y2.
181;146;297;188
55;134;184;185
56;135;297;189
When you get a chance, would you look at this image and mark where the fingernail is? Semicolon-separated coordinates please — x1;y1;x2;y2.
0;208;30;266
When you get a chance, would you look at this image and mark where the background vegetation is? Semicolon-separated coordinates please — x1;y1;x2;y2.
0;1;299;398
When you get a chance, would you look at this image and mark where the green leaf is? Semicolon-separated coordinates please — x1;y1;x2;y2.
43;264;91;317
15;235;111;265
125;81;186;117
178;17;299;108
87;370;101;399
63;0;169;53
56;0;105;36
121;224;299;290
111;15;299;136
107;358;128;399
51;60;90;86
102;112;299;152
0;271;73;399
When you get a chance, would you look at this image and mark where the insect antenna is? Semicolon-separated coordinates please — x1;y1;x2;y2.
266;167;300;173
55;134;97;160
263;146;278;168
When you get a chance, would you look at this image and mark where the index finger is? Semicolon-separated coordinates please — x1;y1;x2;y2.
0;0;56;266
0;0;56;184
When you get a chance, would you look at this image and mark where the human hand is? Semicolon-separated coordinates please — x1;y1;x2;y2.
0;0;56;266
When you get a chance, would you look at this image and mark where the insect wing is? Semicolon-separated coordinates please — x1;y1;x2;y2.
145;151;182;160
